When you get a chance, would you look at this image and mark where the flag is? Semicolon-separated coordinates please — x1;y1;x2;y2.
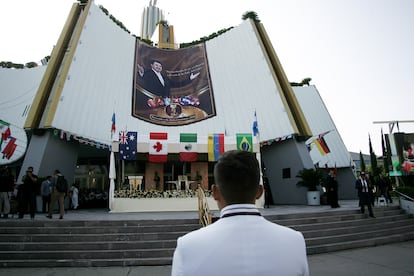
0;120;11;147
119;131;137;160
149;132;168;162
236;133;253;152
2;136;16;160
305;130;332;145
208;133;224;161
180;133;197;162
252;111;259;136
314;136;330;155
111;113;116;140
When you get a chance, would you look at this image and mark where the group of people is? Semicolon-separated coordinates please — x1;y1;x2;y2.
0;166;79;220
355;171;393;218
2;150;399;274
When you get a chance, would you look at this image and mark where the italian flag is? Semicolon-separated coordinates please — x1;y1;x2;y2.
180;133;197;162
149;132;168;162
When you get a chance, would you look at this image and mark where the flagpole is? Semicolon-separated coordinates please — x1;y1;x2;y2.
252;109;264;208
109;112;117;211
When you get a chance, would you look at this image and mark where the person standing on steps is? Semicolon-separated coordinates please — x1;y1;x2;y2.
326;170;340;208
40;176;52;213
47;170;67;219
19;166;38;219
355;171;375;218
0;166;14;219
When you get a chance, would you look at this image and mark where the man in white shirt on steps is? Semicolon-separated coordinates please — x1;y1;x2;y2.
172;150;309;276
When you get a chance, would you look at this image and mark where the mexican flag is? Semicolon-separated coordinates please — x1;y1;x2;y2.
180;133;197;162
236;133;253;152
149;132;168;162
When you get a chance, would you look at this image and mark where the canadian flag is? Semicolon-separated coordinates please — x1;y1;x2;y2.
149;132;168;162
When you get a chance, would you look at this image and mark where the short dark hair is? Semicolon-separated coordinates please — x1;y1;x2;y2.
150;59;162;65
214;150;260;204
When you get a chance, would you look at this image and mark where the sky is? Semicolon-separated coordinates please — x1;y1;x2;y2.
1;0;413;155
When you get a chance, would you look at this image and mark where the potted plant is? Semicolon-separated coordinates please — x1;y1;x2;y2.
296;168;323;205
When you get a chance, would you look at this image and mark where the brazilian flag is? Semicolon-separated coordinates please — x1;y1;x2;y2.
236;133;253;152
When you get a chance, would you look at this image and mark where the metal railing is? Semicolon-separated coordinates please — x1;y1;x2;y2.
197;185;212;226
394;190;414;201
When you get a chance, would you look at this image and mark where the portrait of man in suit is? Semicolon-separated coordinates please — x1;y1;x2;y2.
132;40;216;126
137;59;199;98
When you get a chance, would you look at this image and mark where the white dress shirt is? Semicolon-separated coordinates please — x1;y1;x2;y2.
172;204;309;276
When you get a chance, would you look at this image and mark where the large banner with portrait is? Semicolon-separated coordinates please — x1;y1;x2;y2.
132;40;216;126
393;133;414;175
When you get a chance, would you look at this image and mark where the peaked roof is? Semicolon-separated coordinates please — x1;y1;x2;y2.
0;1;351;167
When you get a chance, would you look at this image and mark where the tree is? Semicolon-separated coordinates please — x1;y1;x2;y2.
157;20;169;27
381;128;390;174
301;78;312;86
369;134;379;178
242;11;260;23
290;78;312;87
359;151;366;173
296;168;323;191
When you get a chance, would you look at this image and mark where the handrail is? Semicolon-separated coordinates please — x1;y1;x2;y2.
394;190;414;201
197;185;212;227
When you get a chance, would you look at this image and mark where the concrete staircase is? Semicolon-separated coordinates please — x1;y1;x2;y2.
0;206;413;268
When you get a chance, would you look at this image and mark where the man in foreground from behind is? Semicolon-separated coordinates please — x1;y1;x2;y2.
171;150;309;276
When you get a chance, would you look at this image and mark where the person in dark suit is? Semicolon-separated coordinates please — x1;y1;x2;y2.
355;171;375;218
137;59;199;98
326;170;340;208
19;166;38;219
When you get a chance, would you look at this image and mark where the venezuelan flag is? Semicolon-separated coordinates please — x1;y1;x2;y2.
208;133;224;161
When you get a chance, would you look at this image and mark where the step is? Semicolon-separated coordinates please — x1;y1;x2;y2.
0;205;412;268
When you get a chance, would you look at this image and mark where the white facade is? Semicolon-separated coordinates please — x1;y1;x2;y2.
39;3;295;152
0;2;352;169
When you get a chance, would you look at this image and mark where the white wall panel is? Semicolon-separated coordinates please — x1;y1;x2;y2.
0;3;354;165
51;4;295;146
293;86;352;167
0;66;46;127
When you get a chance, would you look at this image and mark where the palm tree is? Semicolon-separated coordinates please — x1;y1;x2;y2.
242;11;260;23
296;168;323;191
157;20;169;27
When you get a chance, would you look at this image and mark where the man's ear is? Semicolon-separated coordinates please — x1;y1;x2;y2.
212;184;221;201
212;184;226;209
256;185;264;199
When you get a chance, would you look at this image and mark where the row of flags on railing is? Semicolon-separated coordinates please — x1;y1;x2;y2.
112;112;256;162
54;129;109;149
117;131;254;162
111;113;332;162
